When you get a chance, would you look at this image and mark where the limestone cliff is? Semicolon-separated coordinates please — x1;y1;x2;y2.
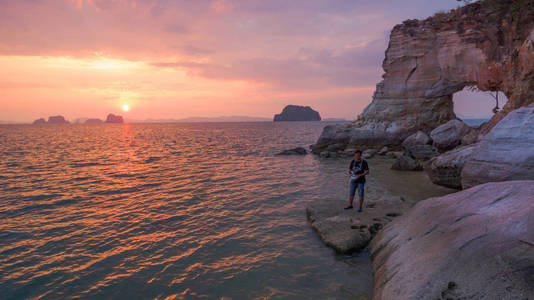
313;1;534;153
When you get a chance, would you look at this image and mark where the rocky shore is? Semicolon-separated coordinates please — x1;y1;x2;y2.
307;1;534;299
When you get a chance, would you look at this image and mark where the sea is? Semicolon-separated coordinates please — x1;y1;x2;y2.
0;122;452;299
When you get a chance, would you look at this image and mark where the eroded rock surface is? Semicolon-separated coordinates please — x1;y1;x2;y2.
312;2;534;153
370;181;534;300
462;106;534;189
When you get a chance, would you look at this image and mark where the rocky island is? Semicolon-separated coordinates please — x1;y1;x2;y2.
307;1;534;299
273;105;321;121
32;116;69;124
105;114;124;123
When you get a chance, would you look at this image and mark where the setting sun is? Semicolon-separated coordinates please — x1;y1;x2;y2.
122;104;130;112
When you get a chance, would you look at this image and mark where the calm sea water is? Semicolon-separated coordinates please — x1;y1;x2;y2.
1;122;379;299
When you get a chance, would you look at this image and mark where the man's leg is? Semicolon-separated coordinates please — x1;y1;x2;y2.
357;183;365;212
345;180;355;209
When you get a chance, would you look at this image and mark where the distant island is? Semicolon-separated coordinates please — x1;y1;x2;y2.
105;114;124;123
33;115;70;124
32;114;124;124
273;105;321;121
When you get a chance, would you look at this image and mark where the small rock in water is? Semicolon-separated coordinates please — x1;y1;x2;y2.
276;147;308;155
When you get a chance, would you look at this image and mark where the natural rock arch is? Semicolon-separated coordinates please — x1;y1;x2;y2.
312;2;534;153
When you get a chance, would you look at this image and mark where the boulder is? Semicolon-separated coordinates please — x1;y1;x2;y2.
47;115;69;124
402;130;431;148
430;119;470;151
105;114;124;123
276;147;307;155
390;155;422;171
370;181;534;299
273;105;321;121
404;144;439;160
424;144;476;189
32;118;46;125
377;146;388;156
462;106;534;189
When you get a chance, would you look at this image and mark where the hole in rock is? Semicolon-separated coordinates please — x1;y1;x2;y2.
453;87;508;126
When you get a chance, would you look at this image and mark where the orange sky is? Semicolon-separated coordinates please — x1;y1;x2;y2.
0;0;475;122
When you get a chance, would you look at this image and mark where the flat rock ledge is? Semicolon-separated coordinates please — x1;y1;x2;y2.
306;196;411;253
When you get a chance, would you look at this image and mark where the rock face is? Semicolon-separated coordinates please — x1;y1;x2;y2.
47;115;69;124
32;118;46;125
461;106;534;189
276;147;307;155
425;144;476;189
105;114;124;123
430;119;470;151
312;2;534;153
273;105;321;121
370;181;534;300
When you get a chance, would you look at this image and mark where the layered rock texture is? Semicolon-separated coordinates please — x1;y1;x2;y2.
273;105;321;121
313;1;534;153
370;181;534;299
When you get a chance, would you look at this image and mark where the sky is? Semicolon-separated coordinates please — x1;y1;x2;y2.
0;0;499;123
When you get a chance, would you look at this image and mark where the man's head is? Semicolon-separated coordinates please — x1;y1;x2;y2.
354;150;362;160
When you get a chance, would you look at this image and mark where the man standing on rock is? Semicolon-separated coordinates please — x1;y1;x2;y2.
345;150;369;212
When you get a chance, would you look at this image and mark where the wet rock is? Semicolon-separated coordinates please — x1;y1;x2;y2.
306;196;410;253
424;144;476;189
276;147;308;155
273;105;321;121
430;119;470;151
462;106;534;189
390;155;422;171
32;118;46;125
105;114;124;123
370;181;534;299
